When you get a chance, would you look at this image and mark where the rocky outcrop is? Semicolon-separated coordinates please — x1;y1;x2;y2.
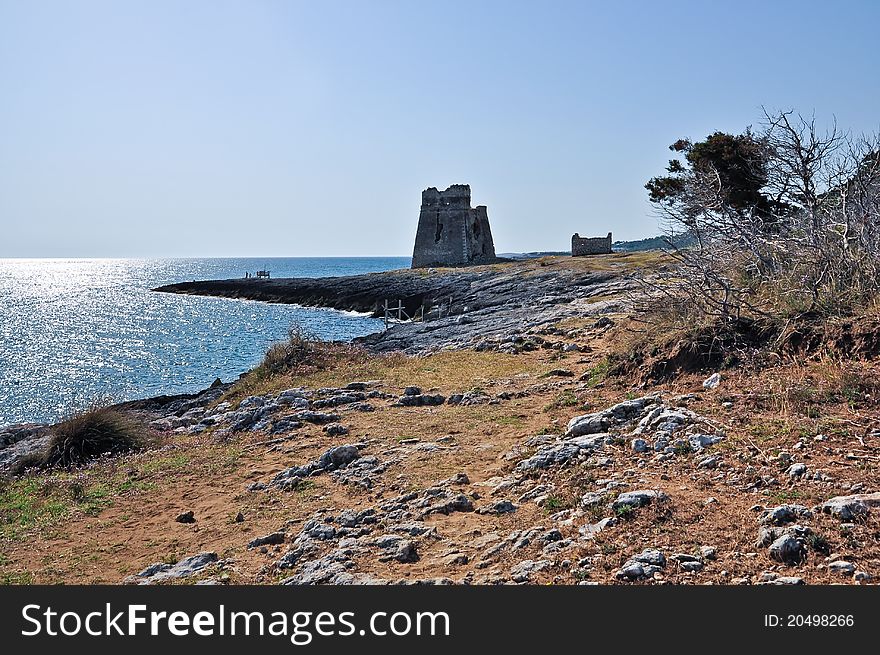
818;492;880;520
154;268;485;319
154;258;644;355
0;424;49;470
124;552;219;585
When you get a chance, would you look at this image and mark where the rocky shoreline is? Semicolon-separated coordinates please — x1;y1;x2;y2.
2;256;645;473
155;256;649;354
3;253;878;586
26;378;877;586
0;383;235;472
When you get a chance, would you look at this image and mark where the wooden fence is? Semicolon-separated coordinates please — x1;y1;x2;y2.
382;297;455;330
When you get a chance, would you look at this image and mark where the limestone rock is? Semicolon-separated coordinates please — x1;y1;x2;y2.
125;552;218;585
759;504;812;526
702;373;722;390
828;561;855;575
510;559;551;583
819;492;880;520
248;531;286;549
272;444;361;487
768;535;806;564
612;489;668;511
476;500;518;515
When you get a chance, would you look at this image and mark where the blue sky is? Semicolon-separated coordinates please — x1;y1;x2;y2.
1;0;878;257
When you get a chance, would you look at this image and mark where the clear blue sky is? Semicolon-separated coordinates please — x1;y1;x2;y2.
1;0;878;257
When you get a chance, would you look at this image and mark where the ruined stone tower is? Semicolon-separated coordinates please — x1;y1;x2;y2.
411;184;497;268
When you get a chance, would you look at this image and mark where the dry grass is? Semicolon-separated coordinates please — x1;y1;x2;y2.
12;405;147;474
306;349;536;390
604;304;880;384
420;252;670;278
257;325;352;377
606;313;749;382
768;359;880;419
225;339;538;407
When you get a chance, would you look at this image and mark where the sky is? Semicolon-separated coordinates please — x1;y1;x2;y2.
1;0;878;257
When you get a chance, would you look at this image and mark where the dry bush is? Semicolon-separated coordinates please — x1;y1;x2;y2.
611;307;776;381
627;110;880;376
257;325;362;377
223;324;381;405
12;405;146;474
665;112;879;321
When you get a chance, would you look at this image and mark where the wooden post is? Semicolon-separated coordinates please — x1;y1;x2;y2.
383;300;389;330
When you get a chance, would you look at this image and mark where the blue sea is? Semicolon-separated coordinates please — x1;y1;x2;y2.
0;257;409;427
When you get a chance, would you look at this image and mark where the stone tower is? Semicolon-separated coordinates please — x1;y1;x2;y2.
411;184;497;268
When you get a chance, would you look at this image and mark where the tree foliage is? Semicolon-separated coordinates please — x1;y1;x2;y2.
646;130;792;227
643;110;880;326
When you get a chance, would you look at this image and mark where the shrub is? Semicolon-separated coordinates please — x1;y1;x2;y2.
257;324;352;378
648;112;880;323
632;110;880;374
261;325;320;375
806;533;831;556
13;406;145;473
584;358;611;388
543;391;579;411
613;112;880;380
614;504;634;519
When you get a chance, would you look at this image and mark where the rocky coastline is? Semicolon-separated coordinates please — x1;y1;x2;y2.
2;256;645;477
3;253;879;587
154;256;649;354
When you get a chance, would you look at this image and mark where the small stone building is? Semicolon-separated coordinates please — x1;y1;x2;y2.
571;232;612;256
411;184;497;268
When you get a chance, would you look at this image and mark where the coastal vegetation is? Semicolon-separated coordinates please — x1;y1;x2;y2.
11;405;147;474
257;326;345;378
621;110;880;379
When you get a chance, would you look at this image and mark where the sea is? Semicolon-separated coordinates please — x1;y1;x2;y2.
0;257;410;428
